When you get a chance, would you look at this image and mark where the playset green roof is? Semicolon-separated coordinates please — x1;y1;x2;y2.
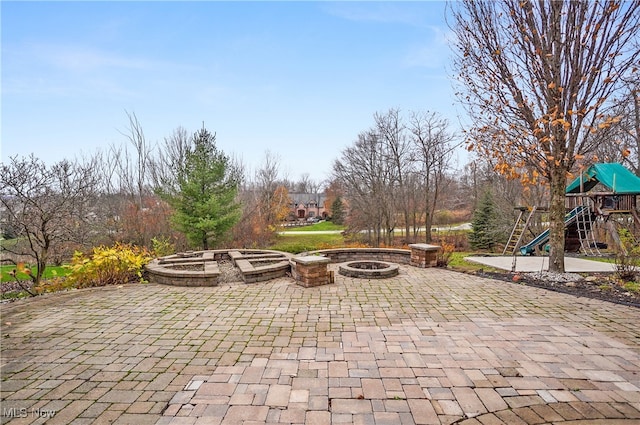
565;162;640;195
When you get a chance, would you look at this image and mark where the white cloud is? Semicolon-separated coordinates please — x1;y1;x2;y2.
403;26;454;70
2;42;202;101
322;2;433;27
47;46;150;73
6;42;197;74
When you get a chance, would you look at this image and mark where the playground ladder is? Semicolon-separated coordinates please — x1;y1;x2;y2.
503;206;537;255
575;199;601;256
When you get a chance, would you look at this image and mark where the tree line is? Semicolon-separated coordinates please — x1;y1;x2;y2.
2;0;639;281
333;108;457;246
0;108;492;285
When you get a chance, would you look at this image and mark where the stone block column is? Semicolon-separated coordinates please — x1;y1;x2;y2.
292;256;331;287
409;244;441;268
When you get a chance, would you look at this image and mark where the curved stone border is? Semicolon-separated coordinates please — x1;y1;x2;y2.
147;247;441;287
455;402;640;425
145;251;220;287
146;249;293;286
228;250;292;284
303;248;411;264
338;261;399;279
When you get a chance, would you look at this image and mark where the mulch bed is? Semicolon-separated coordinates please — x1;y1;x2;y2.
474;270;640;308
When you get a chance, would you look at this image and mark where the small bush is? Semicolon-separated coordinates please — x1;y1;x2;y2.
436;243;455;267
65;243;152;288
433;210;455;225
432;231;470;251
36;276;75;295
615;229;639;282
622;281;640;293
152;236;175;257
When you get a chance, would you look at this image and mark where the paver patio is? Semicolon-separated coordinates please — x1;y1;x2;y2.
1;264;639;424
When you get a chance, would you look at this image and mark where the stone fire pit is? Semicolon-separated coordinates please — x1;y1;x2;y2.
338;260;399;279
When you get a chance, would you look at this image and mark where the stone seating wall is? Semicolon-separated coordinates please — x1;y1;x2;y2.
147;249;293;286
302;248;411;264
147;247;439;287
146;262;221;287
235;259;291;284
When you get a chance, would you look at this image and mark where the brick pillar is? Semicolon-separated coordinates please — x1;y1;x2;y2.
292;256;331;287
409;244;441;268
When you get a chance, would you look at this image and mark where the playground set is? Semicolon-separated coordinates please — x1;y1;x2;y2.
503;163;640;257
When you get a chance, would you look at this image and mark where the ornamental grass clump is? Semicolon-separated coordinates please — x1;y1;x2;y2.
65;243;152;288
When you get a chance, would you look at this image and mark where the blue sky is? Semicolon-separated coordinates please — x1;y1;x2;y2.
2;1;463;182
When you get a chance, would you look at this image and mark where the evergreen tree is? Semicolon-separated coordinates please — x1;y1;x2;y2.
469;190;499;251
331;196;345;225
159;126;240;249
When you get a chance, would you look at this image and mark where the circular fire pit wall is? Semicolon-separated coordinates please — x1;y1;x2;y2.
338;261;399;279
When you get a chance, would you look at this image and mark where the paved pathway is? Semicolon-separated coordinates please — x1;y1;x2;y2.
465;256;618;273
1;265;639;424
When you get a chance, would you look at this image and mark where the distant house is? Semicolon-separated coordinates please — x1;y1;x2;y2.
289;192;328;220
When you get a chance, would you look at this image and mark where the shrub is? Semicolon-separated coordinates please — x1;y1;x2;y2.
35;275;74;295
65;243;152;288
615;229;639;282
152;236;175;257
433;210;455;225
436;243;455;267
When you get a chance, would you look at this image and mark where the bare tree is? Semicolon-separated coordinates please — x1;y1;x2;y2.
334;109;459;246
88;111;187;249
295;173;313;193
375;109;414;241
450;0;640;272
256;151;288;229
334;130;397;246
591;76;640;174
117;111;152;209
408;111;457;242
232;151;289;247
150;126;191;192
95;111;157;247
1;155;99;289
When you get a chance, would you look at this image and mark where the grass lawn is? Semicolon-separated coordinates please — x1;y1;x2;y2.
583;255;616;263
0;264;70;283
269;232;345;254
280;221;345;232
446;252;504;273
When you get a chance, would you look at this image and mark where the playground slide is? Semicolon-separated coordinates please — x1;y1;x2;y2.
519;206;588;255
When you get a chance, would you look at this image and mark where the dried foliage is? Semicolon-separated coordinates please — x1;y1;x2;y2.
65;243;152;288
232;153;293;248
449;0;640;271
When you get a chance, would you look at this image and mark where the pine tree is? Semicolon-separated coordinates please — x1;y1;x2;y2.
159;126;240;249
331;196;345;225
469;190;499;251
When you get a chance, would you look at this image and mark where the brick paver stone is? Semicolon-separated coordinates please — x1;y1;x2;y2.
264;384;290;407
1;265;639;425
